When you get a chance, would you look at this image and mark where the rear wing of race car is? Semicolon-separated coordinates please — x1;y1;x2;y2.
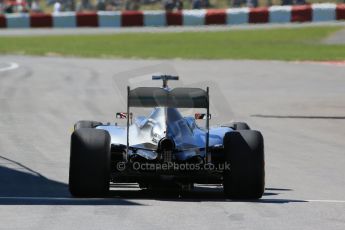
125;75;210;162
128;87;208;108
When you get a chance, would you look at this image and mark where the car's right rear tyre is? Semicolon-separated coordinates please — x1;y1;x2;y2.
223;130;265;199
69;128;111;197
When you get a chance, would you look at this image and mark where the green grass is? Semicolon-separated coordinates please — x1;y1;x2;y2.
0;26;345;60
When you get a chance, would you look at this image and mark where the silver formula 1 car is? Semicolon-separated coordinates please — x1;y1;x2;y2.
69;76;265;199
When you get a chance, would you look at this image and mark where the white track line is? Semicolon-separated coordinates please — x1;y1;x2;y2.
0;62;19;72
0;197;108;200
306;199;345;203
0;197;345;203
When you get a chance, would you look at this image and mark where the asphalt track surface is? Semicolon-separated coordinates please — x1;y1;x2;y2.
0;55;345;229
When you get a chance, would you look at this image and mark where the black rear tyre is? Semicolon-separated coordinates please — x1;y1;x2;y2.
228;122;250;130
69;128;111;197
74;120;103;130
223;130;265;199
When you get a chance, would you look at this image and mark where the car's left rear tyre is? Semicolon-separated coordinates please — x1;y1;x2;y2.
226;122;250;130
69;128;111;197
74;120;103;130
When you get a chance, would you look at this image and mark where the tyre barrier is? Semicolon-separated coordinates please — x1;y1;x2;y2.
205;9;226;25
122;11;143;27
291;5;312;22
77;12;99;27
0;3;344;29
337;4;345;20
167;11;182;26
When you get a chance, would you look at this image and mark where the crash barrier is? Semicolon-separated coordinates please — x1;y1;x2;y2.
0;3;344;29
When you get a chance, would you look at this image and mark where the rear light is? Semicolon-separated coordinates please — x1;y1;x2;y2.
158;138;175;162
